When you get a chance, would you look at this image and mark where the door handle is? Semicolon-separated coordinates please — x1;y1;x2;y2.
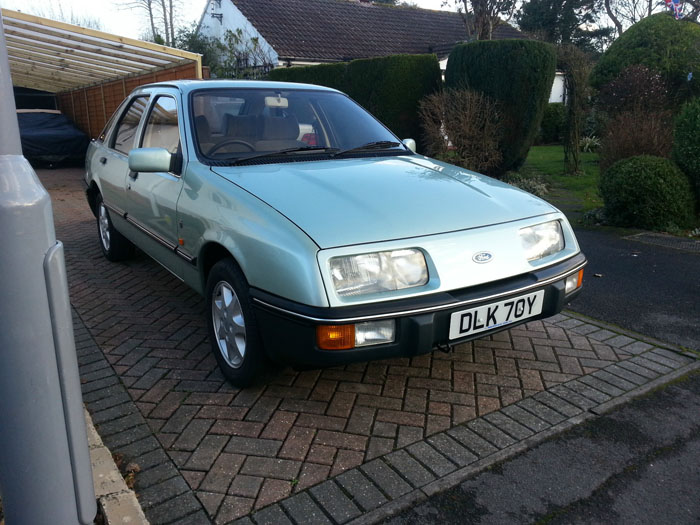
99;157;107;165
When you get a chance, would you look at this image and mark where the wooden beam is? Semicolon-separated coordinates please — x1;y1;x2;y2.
10;72;74;92
7;46;130;78
3;27;171;68
3;14;198;64
9;62;90;84
6;38;143;75
2;8;201;62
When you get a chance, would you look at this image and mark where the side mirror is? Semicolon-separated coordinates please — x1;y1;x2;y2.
402;138;417;153
128;147;175;173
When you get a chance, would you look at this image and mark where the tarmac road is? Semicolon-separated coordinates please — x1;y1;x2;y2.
568;229;700;351
389;228;700;525
387;371;700;525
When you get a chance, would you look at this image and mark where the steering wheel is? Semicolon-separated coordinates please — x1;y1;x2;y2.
208;139;255;155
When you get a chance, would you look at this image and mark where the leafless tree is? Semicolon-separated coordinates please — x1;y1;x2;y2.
604;0;669;37
118;0;181;45
25;1;103;29
443;0;517;40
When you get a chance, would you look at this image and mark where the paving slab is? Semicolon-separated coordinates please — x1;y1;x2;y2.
41;169;699;524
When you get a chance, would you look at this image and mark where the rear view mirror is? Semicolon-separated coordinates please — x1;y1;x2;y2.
128;147;175;173
402;138;417;153
265;95;289;108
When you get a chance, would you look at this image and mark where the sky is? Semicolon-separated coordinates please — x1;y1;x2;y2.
0;0;455;40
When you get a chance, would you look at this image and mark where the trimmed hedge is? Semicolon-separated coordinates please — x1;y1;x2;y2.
445;39;557;175
672;97;700;199
268;54;441;140
590;14;700;102
600;155;695;230
539;103;566;144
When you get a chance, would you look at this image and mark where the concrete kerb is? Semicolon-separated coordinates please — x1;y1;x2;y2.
241;319;699;525
86;409;149;525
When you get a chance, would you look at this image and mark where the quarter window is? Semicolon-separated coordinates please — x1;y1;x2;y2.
142;96;180;154
112;96;149;155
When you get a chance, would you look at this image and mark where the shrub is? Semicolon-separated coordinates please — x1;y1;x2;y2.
418;89;502;173
599;108;673;173
539;103;566;144
579;135;600;152
445;39;557;175
590;14;700;104
672;98;700;198
502;172;549;198
597;65;670;115
268;54;441;140
600;155;695;230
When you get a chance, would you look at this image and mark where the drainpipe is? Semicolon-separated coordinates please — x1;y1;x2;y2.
0;16;96;525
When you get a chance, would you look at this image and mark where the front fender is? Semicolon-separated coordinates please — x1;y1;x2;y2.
179;168;329;307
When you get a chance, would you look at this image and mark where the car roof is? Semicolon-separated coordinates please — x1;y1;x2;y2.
134;79;341;94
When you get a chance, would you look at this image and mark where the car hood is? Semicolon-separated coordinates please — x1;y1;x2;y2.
211;155;557;249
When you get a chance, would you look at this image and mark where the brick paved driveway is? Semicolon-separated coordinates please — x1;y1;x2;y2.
41;168;696;524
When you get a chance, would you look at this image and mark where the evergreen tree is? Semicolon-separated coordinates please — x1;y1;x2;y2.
517;0;612;52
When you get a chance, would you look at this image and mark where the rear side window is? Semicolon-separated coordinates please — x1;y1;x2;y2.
141;96;180;154
111;96;149;155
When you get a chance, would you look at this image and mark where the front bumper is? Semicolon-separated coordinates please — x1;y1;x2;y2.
252;252;586;367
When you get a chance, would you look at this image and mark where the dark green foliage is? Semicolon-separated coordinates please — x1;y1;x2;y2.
600;155;695;230
445;39;557;175
672;98;700;199
267;63;347;91
517;0;613;53
268;54;441;140
590;14;700;103
539;103;566;143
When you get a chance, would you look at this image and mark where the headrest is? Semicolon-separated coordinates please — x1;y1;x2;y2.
260;116;299;141
194;115;210;141
225;114;259;140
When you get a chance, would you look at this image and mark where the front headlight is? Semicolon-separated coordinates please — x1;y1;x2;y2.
329;249;428;297
519;221;564;261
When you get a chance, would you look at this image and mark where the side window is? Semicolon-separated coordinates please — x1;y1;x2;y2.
141;96;180;154
111;96;149;155
98;98;128;143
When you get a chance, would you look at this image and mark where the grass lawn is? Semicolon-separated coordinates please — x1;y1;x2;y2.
521;145;602;224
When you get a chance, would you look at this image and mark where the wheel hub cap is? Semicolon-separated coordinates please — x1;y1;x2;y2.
211;281;246;368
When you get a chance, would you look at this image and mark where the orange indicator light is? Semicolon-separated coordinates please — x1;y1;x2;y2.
317;325;355;350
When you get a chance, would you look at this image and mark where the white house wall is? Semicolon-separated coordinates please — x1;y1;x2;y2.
198;0;279;68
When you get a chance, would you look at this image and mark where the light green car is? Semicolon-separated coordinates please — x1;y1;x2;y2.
85;80;586;387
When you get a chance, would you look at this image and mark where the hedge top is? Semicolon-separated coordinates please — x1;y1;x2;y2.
590;13;700;97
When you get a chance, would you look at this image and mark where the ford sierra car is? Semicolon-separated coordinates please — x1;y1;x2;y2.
85;80;586;387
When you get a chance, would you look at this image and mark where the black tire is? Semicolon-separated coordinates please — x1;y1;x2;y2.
205;258;266;387
96;194;133;262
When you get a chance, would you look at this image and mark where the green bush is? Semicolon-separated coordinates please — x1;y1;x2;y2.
590;14;700;103
539;103;566;144
600;155;695;230
445;39;557;175
268;54;441;140
672;98;700;199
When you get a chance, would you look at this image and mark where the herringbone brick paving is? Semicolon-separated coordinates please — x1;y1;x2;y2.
41;169;687;524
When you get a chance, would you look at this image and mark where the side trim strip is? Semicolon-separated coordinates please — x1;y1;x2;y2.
253;261;587;324
104;200;196;265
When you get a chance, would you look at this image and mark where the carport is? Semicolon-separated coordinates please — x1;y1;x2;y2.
2;8;204;137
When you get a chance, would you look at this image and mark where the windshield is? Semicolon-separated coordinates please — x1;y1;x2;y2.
190;88;406;163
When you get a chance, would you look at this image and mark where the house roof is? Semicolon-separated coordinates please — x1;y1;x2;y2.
228;0;524;62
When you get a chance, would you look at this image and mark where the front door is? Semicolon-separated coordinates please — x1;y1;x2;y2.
125;94;185;275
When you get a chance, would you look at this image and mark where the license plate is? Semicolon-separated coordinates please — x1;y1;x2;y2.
448;290;545;340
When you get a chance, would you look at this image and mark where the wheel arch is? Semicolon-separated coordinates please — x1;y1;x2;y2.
86;181;100;218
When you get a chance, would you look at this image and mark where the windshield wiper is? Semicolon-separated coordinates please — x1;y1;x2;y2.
226;146;339;165
332;140;405;157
